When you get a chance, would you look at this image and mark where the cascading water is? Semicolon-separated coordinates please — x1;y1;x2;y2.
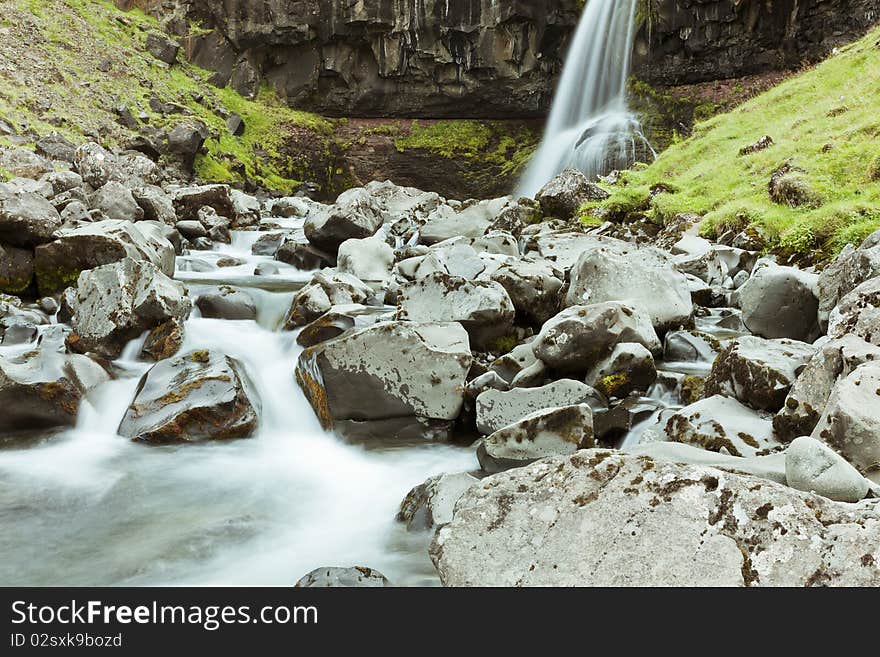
518;0;654;197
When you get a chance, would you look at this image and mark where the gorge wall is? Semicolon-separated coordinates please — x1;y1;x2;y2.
124;0;880;119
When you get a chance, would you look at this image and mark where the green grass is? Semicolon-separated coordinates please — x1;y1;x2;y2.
586;25;880;261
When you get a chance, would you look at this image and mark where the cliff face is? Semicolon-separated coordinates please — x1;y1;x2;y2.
632;0;880;85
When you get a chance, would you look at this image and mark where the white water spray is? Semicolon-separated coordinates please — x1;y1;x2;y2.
518;0;654;197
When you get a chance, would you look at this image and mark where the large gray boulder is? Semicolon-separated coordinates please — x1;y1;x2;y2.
811;362;880;473
477;404;595;473
398;472;480;531
89;181;144;222
419;197;512;245
738;264;820;342
66;258;192;359
431;449;880;586
532;302;661;374
827;276;880;346
704;336;815;412
74;142;117;188
118;350;259;444
34;219;176;295
296;321;472;441
585;342;657;400
0;244;34;295
397;273;515;350
490;257;563;326
0;347;109;436
664;395;777;458
337;235;394;285
0;183;63;247
304;187;383;253
818;233;880;330
476;379;603;435
785;436;870;502
283;271;374;329
535;168;609;219
565;241;693;332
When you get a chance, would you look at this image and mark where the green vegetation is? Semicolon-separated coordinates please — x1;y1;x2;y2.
589;26;880;261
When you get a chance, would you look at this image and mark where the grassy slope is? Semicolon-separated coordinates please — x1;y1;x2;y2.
589;25;880;261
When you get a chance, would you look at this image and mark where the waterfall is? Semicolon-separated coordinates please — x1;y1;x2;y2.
518;0;654;197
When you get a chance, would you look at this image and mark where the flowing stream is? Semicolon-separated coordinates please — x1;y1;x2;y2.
519;0;654;196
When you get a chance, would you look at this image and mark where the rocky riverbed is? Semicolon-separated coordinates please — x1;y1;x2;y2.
1;135;879;586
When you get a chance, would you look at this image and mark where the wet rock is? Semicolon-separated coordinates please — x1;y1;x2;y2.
489;342;546;389
738;264;820;342
419;197;511;244
490;257;563;326
297;312;356;348
827;276;880;346
398;472;480;531
533;302;661;375
251;232;286;256
664;395;777;458
283;271;374;329
0;348;109;436
431;449;880;586
141;318;185;362
88;181;144;222
810;362;880;473
173;184;236;223
65;258;191;359
132;186;177;225
176;220;207;240
34;219;175;295
304;188;383;253
477;404;595;474
337;235;394;285
296;321;472;441
536;168;609;219
396;273;514;350
275;239;333;270
118;350;259;444
705;336;815;412
663;330;722;363
295;567;391;588
145;32;180;64
0;184;63;247
774;335;880;440
0;244;34;295
785;436;870;502
565;242;693;332
1;320;38;346
195;288;257;321
594;394;663;443
586;343;657;399
476;379;603;435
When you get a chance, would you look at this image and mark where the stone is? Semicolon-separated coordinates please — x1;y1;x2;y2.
565;241;693;332
489;342;546;389
176;220;207;240
141;318;185;362
586;343;657;399
0;184;63;247
827;276;880;346
664;395;778;458
304;187;383;253
705;336;815;412
275;239;333;270
34;219;176;295
0;243;34;295
74;142;116;188
475;379;604;436
88;181;144;222
296;321;472;441
0;148;53;179
195;288;257;321
663;330;722;363
283;271;374;329
535;168;609;219
132;186;177;225
810;362;880;473
431;449;880;586
226;112;245;136
738;264;820;342
145;32;180;64
477;404;595;474
167;121;208;165
785;436;870;502
818;238;880;330
396;273;515;350
35;132;77;163
398;472;480;531
532;303;661;374
295;567;391;588
490;257;563;326
118;350;259;444
419;197;510;244
65;258;191;359
337;235;394;285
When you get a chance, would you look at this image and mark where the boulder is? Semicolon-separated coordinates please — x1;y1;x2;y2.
585;343;657;399
489;342;546;389
785;436;870;502
304;188;383;253
283;271;374;329
419;197;512;244
275;239;333;270
665;395;778;458
0;243;34;295
0;184;63;247
0;348;109;436
818;238;880;330
477;404;595;474
476;379;604;435
827;276;880;346
397;273;515;350
398;472;480;531
296;321;472;441
141;318;185;362
738;264;820;342
536;168;609;219
523;230;613;272
167;121;208;166
65;258;191;359
74;142;117;188
295;567;391;588
88;181;144;222
146;32;180;64
132;186;177;224
774;335;880;440
118;350;259;444
35;132;77;163
195;288;257;321
565;242;693;332
0;148;53;178
532;303;661;374
810;362;880;473
490;257;563;326
34;219;175;295
337;235;394;285
704;336;815;412
431;450;880;586
663;330;722;363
